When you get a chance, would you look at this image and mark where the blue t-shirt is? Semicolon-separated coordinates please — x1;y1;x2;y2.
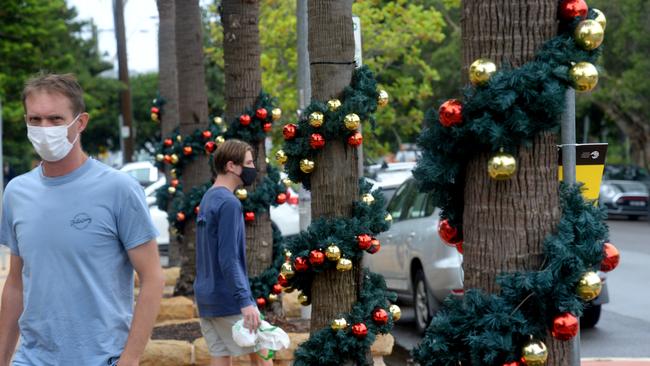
193;186;254;317
0;158;158;366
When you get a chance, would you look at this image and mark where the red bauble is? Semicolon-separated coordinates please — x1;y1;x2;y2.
351;323;368;338
170;179;180;187
438;219;462;246
367;238;381;254
455;240;464;254
239;114;252;126
256;108;268;120
272;283;283;295
357;234;373;250
194;206;200;215
348;132;363;147
263;122;273;133
310;133;326;149
309;250;325;266
202;130;212;140
438;99;463;127
256;297;267;308
244;212;255;222
372;308;389;325
600;242;620;272
559;0;588;21
176;212;186;222
294;257;309;272
283;124;297;140
163;155;172;164
205;141;217;153
503;362;521;366
183;146;193;156
552;313;579;341
164;138;173;147
277;274;289;287
151;107;160;114
276;193;287;204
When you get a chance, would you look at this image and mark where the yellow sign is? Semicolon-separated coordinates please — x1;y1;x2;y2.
558;143;608;201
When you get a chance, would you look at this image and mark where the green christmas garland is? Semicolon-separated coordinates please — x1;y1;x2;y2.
412;4;617;364
152;92;289;302
279;66;386;190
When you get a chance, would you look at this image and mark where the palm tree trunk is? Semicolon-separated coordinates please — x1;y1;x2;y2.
221;0;273;277
461;1;569;364
307;0;358;333
156;0;180;265
173;0;210;295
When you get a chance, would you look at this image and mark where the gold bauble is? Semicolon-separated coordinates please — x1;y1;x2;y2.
298;293;310;306
280;262;295;279
361;193;375;205
327;99;342;112
215;136;226;145
385;213;393;223
469;58;497;86
213;116;224;125
283;286;295;293
235;189;248;200
377;90;389;107
167;186;177;195
275;150;288;165
151;113;159;122
309;111;324;128
268;293;278;303
331;318;348;331
574;19;604;51
170;169;177;179
336;258;353;272
300;159;315;173
521;339;548;366
325;245;341;261
576;271;602;301
155;154;164;162
593;8;607;31
344;113;361;131
569;61;599;92
176;135;183;142
389;304;401;322
170;154;180;164
272;108;282;121
282;178;293;188
487;151;517;180
284;249;293;261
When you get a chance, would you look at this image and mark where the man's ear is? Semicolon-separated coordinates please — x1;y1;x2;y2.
77;112;90;133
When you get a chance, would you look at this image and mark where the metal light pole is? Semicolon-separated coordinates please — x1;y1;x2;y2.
297;0;312;233
561;88;580;366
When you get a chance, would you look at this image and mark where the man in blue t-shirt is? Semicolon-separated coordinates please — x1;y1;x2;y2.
194;139;272;366
0;73;165;366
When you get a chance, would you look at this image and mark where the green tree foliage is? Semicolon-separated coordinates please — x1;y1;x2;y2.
0;0;121;172
205;0;459;160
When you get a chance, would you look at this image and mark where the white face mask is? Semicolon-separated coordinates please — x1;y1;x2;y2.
27;114;81;162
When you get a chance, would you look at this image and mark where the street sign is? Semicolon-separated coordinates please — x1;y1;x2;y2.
353;16;362;68
559;143;608;201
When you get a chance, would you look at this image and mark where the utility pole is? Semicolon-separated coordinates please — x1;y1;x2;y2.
113;0;134;164
296;0;312;232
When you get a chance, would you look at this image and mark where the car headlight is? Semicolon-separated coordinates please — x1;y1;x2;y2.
600;184;620;199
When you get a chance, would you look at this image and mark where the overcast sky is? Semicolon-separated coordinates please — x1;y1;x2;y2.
67;0;161;74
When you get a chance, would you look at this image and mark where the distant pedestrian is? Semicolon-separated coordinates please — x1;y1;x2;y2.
0;73;165;366
194;139;272;366
2;162;14;188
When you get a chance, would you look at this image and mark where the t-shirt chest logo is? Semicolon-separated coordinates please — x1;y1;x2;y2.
70;213;92;230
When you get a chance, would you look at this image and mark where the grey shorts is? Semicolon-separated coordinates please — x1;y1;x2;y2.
199;315;255;357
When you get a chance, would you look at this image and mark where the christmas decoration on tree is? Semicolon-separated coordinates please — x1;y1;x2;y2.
150;96;165;122
411;4;618;365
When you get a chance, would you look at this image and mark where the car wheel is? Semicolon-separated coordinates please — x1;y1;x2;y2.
581;304;601;328
628;215;639;221
413;269;431;334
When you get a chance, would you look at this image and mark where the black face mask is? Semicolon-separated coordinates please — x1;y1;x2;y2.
238;166;257;186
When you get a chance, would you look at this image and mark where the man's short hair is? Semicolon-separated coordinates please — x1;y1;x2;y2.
213;139;253;174
22;73;86;115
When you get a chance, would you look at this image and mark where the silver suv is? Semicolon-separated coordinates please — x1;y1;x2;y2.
364;177;464;334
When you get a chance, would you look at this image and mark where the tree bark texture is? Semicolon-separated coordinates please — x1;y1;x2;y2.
462;1;569;364
156;0;181;266
174;0;210;295
221;0;273;277
307;0;359;334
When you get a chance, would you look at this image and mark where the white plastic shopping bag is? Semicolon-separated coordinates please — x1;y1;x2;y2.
232;319;290;352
